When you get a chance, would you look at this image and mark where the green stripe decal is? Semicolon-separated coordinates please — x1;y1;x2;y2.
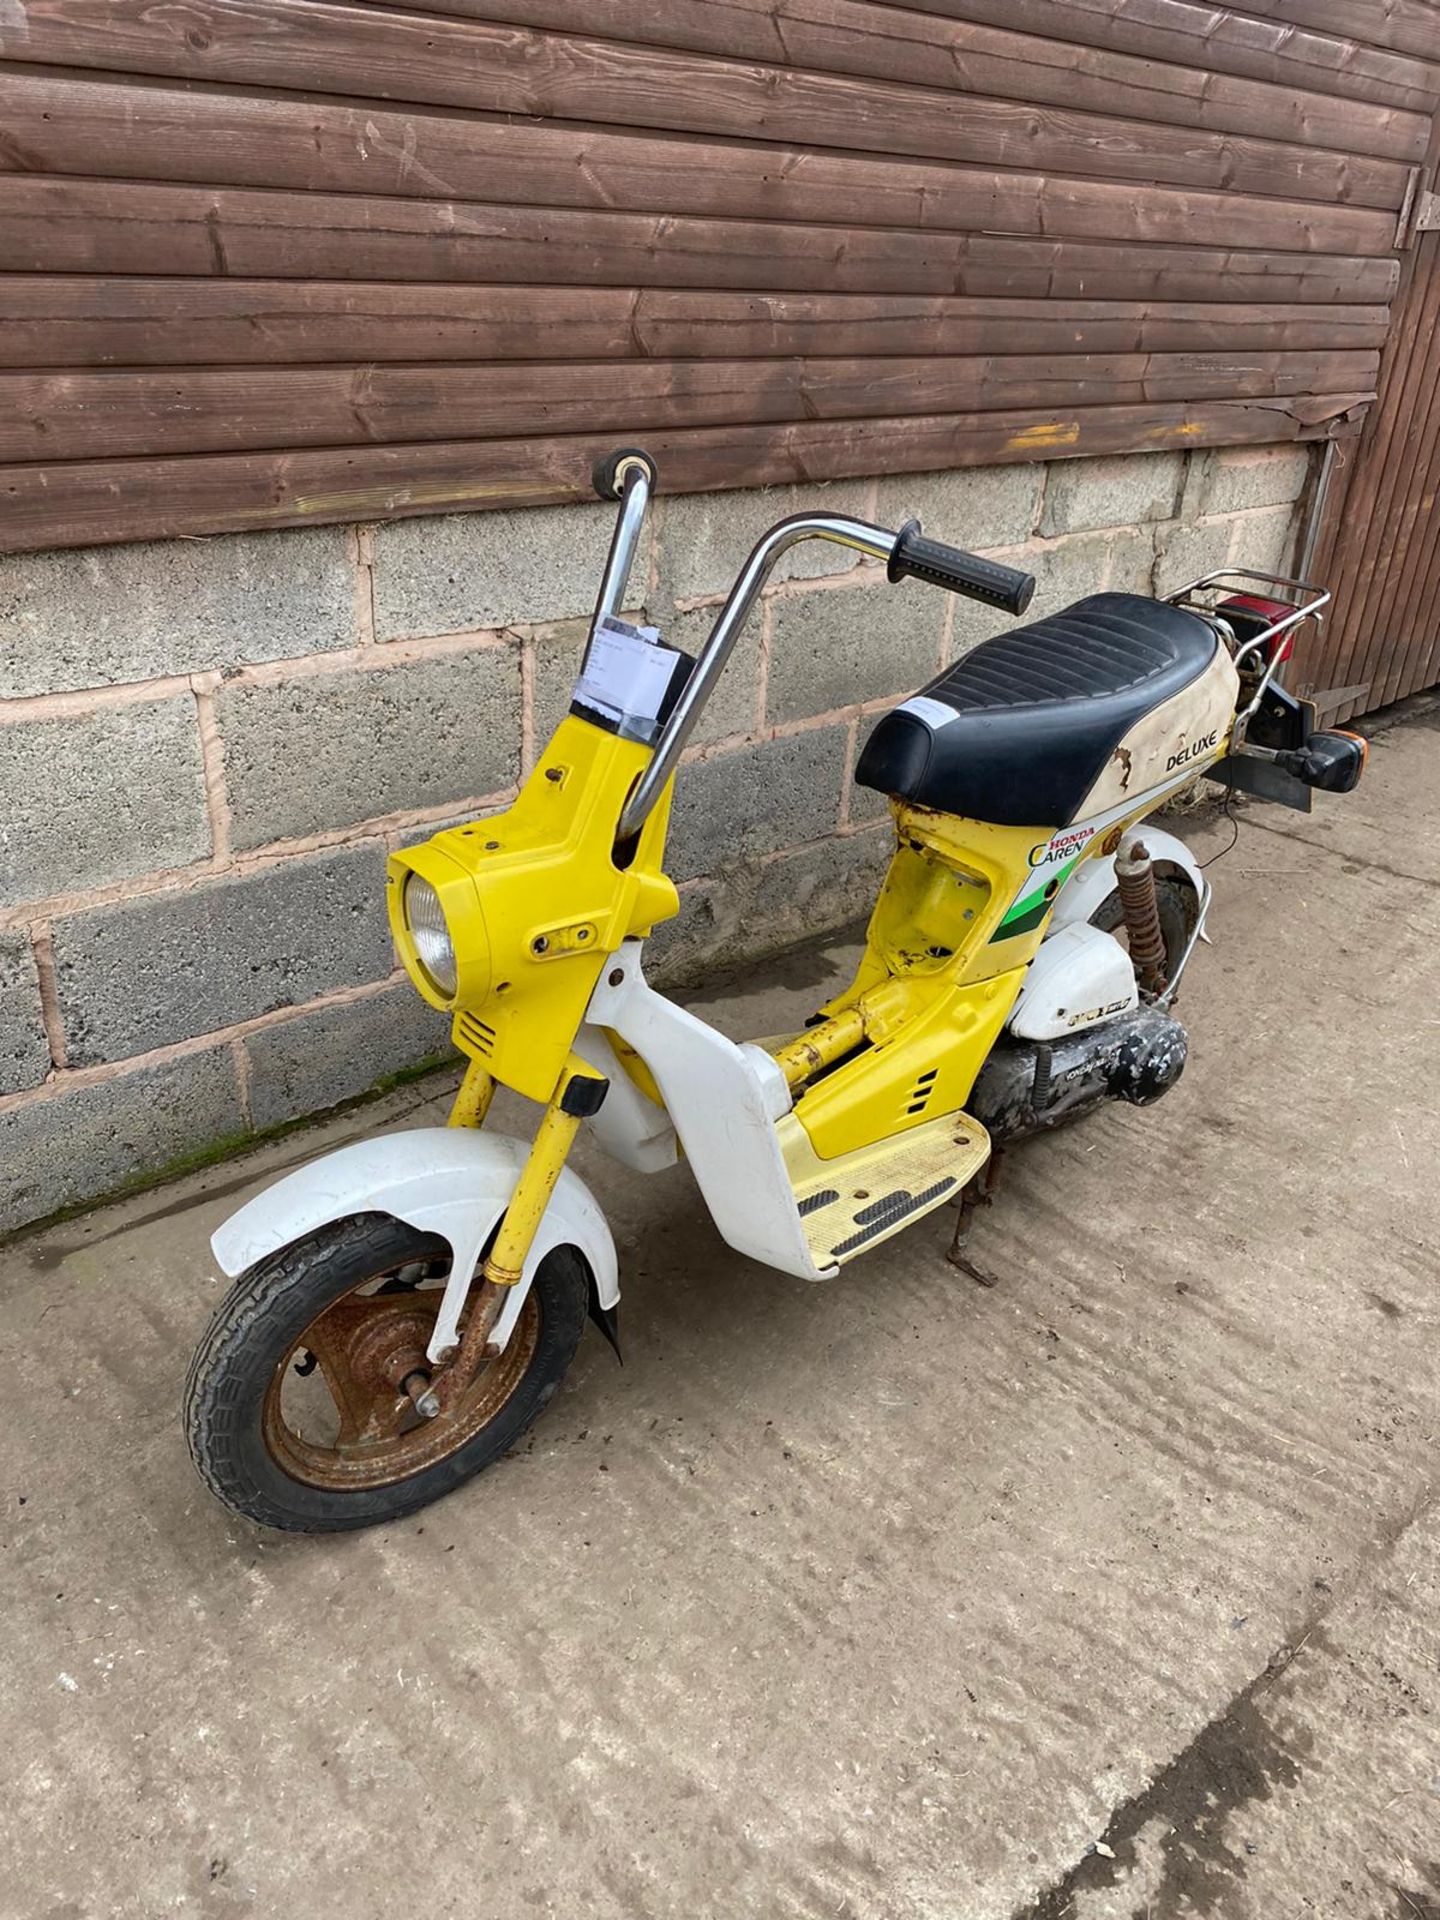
989;896;1051;941
990;852;1081;941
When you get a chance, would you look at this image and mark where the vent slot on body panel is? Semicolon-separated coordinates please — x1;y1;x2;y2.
904;1066;939;1117
456;1011;496;1057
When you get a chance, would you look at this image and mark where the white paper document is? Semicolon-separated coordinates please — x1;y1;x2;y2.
574;617;683;736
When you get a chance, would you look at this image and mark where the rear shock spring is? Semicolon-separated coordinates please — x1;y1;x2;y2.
1115;838;1169;996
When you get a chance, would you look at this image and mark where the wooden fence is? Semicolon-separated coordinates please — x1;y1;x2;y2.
1;0;1436;552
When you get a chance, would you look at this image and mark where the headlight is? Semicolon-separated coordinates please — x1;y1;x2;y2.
404;873;458;997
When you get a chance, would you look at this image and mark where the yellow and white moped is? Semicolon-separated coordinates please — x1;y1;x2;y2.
186;448;1365;1530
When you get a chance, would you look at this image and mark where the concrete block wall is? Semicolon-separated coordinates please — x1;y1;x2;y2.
0;442;1313;1232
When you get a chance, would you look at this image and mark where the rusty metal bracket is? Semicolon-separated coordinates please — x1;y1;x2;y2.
1396;166;1440;246
946;1149;1006;1288
1396;166;1421;247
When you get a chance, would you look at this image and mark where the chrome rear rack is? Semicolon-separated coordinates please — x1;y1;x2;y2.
1164;568;1331;747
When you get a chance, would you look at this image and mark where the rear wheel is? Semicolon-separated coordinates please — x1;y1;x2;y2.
1089;875;1197;990
185;1214;587;1532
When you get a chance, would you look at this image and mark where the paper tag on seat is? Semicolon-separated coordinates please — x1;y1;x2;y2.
898;695;961;732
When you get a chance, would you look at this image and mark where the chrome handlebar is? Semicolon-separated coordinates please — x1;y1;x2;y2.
586;450;1027;840
618;506;899;840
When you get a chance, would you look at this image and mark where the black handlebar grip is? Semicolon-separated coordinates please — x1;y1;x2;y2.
592;446;659;502
886;519;1036;617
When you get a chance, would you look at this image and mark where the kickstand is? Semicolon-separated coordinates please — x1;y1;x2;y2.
947;1149;1006;1288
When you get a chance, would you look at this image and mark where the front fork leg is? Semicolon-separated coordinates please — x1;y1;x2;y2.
434;1055;605;1408
448;1060;495;1129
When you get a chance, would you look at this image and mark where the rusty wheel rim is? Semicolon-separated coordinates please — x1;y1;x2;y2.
261;1262;541;1492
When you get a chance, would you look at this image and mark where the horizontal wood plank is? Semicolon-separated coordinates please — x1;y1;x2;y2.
299;0;1429;160
1234;0;1440;65
5;0;1414;208
0;400;1372;553
0;278;1391;368
1;74;1400;259
0;179;1402;307
0;3;1414;554
872;0;1440;112
0;351;1382;461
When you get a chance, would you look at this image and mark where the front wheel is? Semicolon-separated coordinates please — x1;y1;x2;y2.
184;1214;588;1532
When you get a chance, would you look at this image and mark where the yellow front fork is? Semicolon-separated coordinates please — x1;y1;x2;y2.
447;1053;600;1282
448;1060;495;1130
438;1053;604;1395
482;1057;603;1286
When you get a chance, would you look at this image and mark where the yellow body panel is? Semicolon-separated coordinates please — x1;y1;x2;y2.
783;759;1214;1162
786;803;1053;1161
388;715;679;1105
780;1106;992;1267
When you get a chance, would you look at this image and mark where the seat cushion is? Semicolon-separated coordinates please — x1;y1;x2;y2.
855;592;1219;828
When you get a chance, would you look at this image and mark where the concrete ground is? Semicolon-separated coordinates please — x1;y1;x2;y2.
2;706;1437;1920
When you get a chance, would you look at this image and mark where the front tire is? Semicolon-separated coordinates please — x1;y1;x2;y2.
185;1214;588;1532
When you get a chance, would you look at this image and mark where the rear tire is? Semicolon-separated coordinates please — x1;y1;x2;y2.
1089;875;1196;988
185;1214;588;1533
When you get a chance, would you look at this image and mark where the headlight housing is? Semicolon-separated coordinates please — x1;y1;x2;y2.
387;841;490;1012
403;873;458;997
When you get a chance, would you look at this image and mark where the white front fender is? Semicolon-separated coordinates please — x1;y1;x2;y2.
210;1128;618;1364
1049;825;1205;930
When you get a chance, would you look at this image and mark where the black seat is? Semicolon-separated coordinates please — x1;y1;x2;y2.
855;592;1219;828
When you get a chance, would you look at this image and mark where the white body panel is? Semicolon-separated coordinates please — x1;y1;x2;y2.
1079;644;1238;816
574;1023;679;1173
1048;824;1205;932
1008;921;1138;1041
1011;824;1206;1037
210;1127;618;1364
998;781;1209;934
585;941;830;1281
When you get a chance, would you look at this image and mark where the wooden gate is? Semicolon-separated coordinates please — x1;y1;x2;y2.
1307;158;1440;723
